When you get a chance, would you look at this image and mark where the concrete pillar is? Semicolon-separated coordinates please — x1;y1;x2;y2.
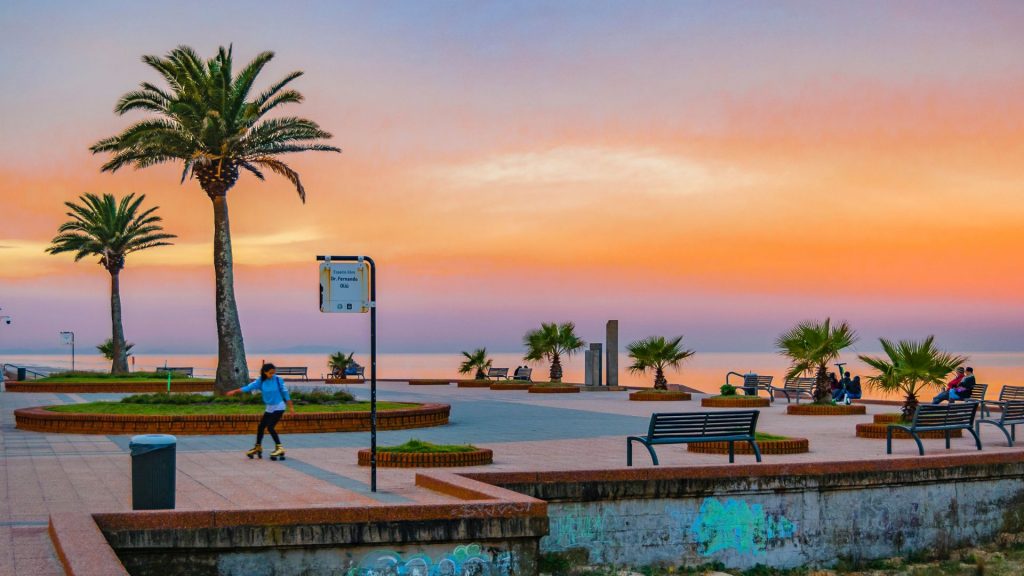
606;320;619;387
584;350;594;386
589;343;603;386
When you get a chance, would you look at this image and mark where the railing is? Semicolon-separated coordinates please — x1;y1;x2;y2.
725;371;748;387
1;363;49;381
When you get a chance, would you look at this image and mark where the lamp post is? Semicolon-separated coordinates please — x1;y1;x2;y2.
60;331;75;372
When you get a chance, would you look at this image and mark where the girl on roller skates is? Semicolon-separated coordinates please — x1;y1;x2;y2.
226;362;295;460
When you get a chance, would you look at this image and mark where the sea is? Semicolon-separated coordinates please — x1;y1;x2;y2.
4;351;1023;401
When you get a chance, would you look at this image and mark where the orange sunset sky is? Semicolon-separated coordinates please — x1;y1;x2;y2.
1;1;1023;354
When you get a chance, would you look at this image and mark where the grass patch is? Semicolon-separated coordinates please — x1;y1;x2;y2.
708;394;764;400
119;390;355;405
47;401;416;416
755;432;791;441
530;382;575;387
37;371;210;383
378;439;477;453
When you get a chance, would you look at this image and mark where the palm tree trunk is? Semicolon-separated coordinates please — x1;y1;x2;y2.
211;194;249;394
109;270;129;375
654;366;667;390
812;364;830;404
903;392;919;422
550;352;563;382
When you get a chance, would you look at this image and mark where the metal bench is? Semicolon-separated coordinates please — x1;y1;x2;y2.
725;372;774;401
275;367;308;381
976;400;1024;447
950;382;987;406
627;410;761;465
981;385;1024;417
156;367;193;378
777;377;815;404
351;366;365;379
886;403;981;456
486;367;510;380
511;367;533;381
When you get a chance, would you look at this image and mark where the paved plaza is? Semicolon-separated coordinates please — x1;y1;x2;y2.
3;382;1023;574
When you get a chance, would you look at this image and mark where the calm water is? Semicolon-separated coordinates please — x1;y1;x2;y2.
4;351;1022;400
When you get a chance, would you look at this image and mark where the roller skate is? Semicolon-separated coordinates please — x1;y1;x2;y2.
246;445;263;459
269;444;286;461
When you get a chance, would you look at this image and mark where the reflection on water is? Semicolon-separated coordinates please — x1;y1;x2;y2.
4;351;1022;401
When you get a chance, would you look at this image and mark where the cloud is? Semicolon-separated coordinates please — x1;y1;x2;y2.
431;146;756;195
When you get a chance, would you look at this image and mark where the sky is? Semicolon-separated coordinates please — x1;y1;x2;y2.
1;1;1023;355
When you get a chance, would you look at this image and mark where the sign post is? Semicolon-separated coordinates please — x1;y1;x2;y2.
60;331;75;372
317;255;377;491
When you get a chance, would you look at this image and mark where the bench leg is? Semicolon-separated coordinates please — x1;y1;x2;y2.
886;427;893;455
728;441;734;464
945;430;951;450
911;432;925;456
1013;424;1017;444
626;439;633;466
748;440;762;463
967;426;983;451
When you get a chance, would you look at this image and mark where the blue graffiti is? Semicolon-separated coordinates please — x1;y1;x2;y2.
347;544;518;576
689;497;796;556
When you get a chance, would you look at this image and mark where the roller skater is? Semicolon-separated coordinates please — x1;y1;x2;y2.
227;363;294;461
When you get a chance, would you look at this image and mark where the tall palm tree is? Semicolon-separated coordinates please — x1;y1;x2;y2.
458;348;493;380
47;193;175;374
627;335;695;390
90;45;340;393
776;318;858;404
859;336;966;421
523;322;585;383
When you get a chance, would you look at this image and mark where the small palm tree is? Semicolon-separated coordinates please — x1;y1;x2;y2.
776;318;858;404
458;348;493;380
859;336;966;421
98;338;135;362
627;336;695;390
47;193;174;375
91;45;340;393
523;322;585;382
327;351;355;379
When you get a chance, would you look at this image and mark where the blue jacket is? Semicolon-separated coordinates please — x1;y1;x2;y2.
240;376;291;406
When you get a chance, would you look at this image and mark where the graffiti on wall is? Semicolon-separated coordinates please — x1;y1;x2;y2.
345;544;519;576
687;497;797;556
542;503;609;550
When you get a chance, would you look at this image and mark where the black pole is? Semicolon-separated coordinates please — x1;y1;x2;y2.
318;255;377;492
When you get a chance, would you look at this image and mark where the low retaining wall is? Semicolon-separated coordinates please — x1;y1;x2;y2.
5;381;214;393
468;453;1024;570
14;403;450;435
49;473;547;576
358;448;494;467
687;437;810;455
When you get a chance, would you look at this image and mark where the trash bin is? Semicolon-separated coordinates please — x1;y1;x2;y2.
129;434;176;510
16;368;26;381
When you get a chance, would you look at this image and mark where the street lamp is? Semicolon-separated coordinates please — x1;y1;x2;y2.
60;331;75;372
0;306;10;326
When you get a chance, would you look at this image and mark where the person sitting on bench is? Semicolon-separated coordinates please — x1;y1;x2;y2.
933;367;974;404
832;371;851;402
835;374;862;404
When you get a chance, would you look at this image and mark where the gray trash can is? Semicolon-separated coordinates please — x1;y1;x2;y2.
129;434;176;510
16;367;26;381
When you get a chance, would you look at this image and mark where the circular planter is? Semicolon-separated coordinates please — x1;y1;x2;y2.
457;380;494;388
701;396;770;408
407;379;453;386
786;404;866;416
4;381;214;394
856;420;963;439
629;391;692;402
358;448;493;468
688;437;810;455
528;385;580;394
14;403;450;436
325;378;366;384
490;382;533;391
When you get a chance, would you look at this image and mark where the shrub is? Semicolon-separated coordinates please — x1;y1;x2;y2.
720;383;737;396
120;389;355;405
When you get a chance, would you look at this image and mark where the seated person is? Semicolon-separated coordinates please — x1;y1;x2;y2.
828;372;841;394
344;362;363;376
836;375;861;404
832;371;852;401
932;367;974;404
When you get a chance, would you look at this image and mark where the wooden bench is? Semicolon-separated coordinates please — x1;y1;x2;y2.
155;367;193;378
275;367;308;381
777;377;815;404
486;367;510;380
627;410;761;465
511;367;533;381
981;385;1024;417
976;400;1024;447
886;403;981;456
